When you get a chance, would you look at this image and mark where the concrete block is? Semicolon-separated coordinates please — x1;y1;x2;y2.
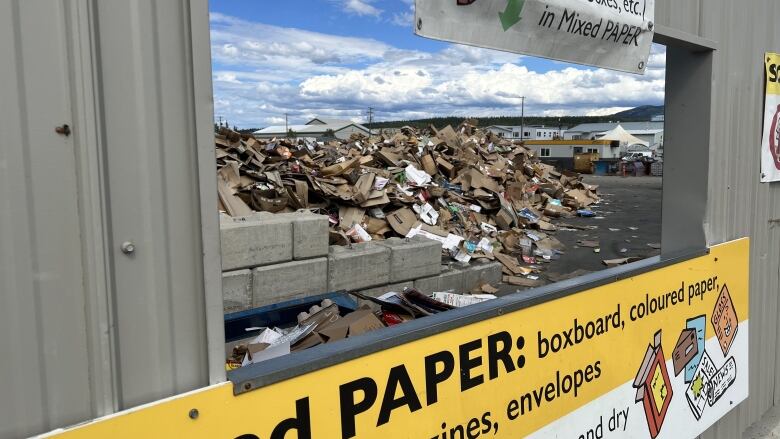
358;281;414;298
461;261;502;291
357;281;413;310
414;267;464;294
377;237;442;283
233;211;329;260
220;216;293;270
291;214;329;259
252;258;327;307
222;269;252;313
328;243;390;291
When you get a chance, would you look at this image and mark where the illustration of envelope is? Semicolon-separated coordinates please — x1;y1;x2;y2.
673;328;698;376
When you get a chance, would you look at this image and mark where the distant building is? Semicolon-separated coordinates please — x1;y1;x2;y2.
524;140;620;160
564;121;664;148
253;117;370;140
486;125;564;140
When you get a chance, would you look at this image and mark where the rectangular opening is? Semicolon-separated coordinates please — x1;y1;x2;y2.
204;4;715;380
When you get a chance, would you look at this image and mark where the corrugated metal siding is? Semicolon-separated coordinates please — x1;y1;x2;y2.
0;2;94;436
0;0;221;437
0;0;777;437
657;0;780;437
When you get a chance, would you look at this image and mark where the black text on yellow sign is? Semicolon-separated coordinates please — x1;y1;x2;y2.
49;239;749;439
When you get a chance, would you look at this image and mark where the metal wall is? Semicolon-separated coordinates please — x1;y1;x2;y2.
0;0;778;438
0;0;223;437
657;0;780;437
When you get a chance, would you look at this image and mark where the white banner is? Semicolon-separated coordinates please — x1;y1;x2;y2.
761;52;780;183
415;0;655;74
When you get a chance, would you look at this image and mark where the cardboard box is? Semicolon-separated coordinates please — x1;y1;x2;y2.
317;308;384;341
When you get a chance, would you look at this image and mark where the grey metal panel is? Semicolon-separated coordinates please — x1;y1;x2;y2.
93;0;213;408
0;1;93;436
655;0;700;36
661;45;712;255
188;0;228;386
0;0;220;436
656;0;780;437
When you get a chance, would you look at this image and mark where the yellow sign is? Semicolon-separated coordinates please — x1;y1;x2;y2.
45;239;749;439
766;52;780;96
762;52;780;182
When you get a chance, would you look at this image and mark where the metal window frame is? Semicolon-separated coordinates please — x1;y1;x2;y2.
221;27;719;395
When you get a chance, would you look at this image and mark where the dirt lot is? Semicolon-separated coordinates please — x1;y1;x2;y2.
498;175;663;295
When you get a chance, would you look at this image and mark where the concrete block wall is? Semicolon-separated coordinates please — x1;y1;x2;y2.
377;237;441;282
252;258;328;307
326;242;392;291
219;213;497;314
220;212;329;312
414;261;502;294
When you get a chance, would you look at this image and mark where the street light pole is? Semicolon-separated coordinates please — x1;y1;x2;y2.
520;96;525;141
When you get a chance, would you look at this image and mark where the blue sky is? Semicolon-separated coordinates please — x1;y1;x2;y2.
209;0;665;128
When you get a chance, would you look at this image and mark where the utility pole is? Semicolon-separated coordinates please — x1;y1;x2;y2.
217;115;223;127
520;96;525;141
284;113;288;137
366;107;374;137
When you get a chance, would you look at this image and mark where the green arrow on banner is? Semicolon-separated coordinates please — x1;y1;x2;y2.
498;0;525;31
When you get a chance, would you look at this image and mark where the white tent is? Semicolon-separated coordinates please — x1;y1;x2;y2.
596;124;649;147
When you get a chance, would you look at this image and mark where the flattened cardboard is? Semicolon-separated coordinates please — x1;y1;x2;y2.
317;308;384;342
387;208;418;236
421;154;437;176
352;173;376;204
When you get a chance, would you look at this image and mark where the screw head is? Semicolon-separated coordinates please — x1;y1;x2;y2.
188;408;199;419
417;18;423;30
120;241;135;254
647;21;654;31
638;61;645;70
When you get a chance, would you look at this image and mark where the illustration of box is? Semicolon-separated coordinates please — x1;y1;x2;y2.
634;330;673;438
673;328;698;376
711;285;739;356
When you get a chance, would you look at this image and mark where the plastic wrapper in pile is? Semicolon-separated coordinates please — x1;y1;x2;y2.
215;123;600;280
227;288;498;369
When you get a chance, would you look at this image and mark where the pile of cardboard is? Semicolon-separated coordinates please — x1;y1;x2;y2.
215;123;599;275
228;288;498;368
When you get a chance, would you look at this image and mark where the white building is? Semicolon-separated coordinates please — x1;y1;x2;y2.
564;121;664;148
253;117;370;140
524;140;621;160
486;125;564;140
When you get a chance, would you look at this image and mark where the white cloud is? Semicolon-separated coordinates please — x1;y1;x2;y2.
342;0;382;16
390;0;415;27
210;13;390;76
390;11;414;27
209;13;666;127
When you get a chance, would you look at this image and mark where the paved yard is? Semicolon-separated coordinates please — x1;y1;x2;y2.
498;175;663;294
